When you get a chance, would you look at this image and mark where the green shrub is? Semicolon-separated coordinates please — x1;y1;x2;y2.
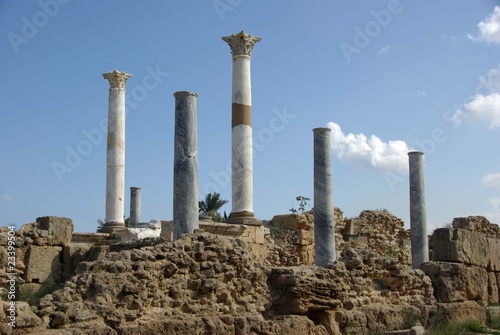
402;309;420;329
269;225;286;239
427;319;496;335
489;316;500;330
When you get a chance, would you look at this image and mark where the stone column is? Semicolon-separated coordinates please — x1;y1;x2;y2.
313;127;336;267
222;31;261;225
408;151;429;268
129;187;141;227
173;91;199;240
102;70;132;233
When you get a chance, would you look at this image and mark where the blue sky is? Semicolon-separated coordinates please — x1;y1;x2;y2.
1;1;500;233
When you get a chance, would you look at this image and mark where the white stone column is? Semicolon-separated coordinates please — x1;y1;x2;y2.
222;31;261;225
173;91;199;239
129;186;141;227
102;70;131;233
408;151;429;268
313;127;336;267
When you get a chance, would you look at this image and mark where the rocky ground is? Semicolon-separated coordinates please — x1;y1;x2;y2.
1;212;499;335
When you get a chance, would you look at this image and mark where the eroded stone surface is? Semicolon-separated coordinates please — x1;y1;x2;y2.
420;261;488;303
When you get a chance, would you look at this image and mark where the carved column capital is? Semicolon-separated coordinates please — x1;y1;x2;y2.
102;70;132;89
222;31;261;58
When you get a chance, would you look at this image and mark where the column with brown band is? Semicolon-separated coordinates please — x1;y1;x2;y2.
222;31;261;225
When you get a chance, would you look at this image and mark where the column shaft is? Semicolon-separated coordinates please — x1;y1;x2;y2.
408;151;429;268
102;70;131;232
222;31;261;224
313;127;336;267
231;56;253;215
173;91;199;240
129;187;141;227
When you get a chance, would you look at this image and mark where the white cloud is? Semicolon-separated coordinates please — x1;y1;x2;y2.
377;45;390;55
1;193;18;204
482;173;500;189
326;122;413;174
450;65;500;128
462;93;500;129
417;90;427;96
479;65;500;93
467;6;500;43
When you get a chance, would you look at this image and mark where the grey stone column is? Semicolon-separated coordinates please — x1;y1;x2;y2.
408;151;429;268
102;70;132;233
222;31;261;225
173;91;199;240
313;127;336;267
129;187;141;227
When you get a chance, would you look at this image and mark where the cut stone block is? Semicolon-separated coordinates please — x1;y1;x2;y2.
431;228;490;268
420;261;488;303
24;245;62;284
36;216;73;246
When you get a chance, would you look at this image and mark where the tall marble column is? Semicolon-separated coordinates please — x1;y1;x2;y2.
222;31;261;225
313;127;336;267
173;91;199;240
129;187;141;227
408;151;429;268
102;70;132;233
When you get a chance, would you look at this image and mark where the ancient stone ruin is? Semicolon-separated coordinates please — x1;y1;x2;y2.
2;31;500;335
2;212;500;334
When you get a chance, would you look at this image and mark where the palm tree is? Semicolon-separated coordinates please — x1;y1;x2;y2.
199;192;228;220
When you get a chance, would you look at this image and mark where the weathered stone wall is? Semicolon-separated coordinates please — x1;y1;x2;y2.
3;213;499;334
0;217;73;291
1;231;437;335
7;233;332;335
0;217;115;308
266;209;411;266
343;210;411;265
422;216;500;306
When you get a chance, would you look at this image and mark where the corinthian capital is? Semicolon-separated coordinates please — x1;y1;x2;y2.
222;31;261;58
102;70;132;89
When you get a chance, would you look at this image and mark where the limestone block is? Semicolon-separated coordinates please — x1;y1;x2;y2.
24;245;62;284
431;228;490;268
240;226;264;244
36;216;73;246
360;304;420;332
271;214;313;230
497;273;500;303
452;216;500;239
62;244;93;277
160;221;173;242
488;237;500;271
307;310;342;335
200;222;245;237
297;229;314;246
488;272;499;305
268;267;344;314
435;301;486;325
420;261;488;303
297;245;315;265
335;310;367;335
